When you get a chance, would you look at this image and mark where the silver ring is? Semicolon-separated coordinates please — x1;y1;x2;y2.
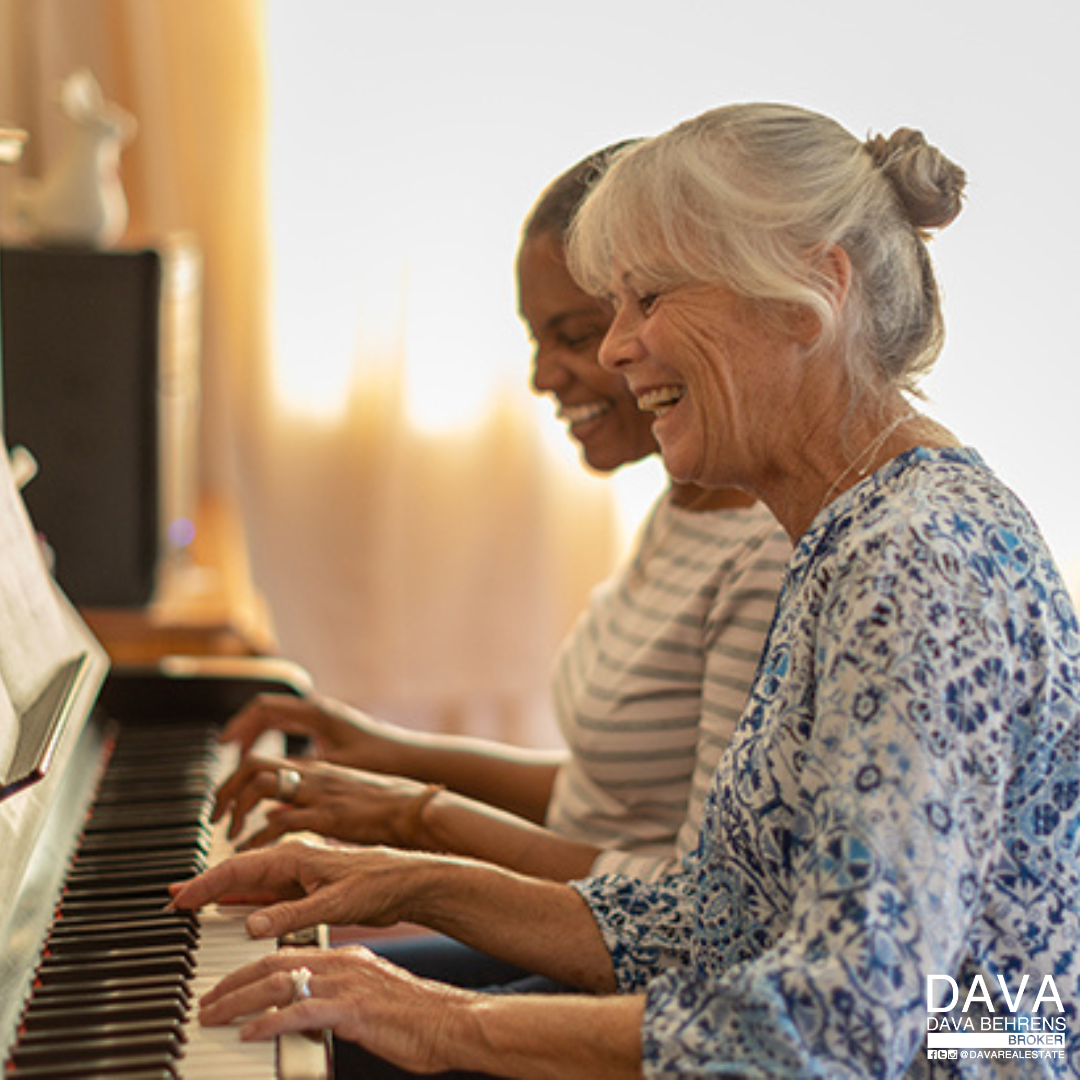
290;965;313;1003
276;766;302;802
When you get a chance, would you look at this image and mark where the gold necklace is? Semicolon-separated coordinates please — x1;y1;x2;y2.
819;411;916;514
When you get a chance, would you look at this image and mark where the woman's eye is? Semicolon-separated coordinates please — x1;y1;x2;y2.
638;293;660;315
560;329;601;351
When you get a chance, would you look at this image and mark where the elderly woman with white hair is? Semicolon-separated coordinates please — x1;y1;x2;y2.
171;103;1080;1077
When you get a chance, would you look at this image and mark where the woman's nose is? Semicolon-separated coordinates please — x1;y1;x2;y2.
598;311;641;373
531;346;567;394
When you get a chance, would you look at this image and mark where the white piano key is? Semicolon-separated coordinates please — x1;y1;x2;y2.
180;904;277;1078
178;737;330;1079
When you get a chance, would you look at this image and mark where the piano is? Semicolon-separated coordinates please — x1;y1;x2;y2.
0;657;335;1079
0;129;330;1074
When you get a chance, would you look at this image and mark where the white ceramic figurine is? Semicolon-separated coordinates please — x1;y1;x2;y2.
16;69;137;248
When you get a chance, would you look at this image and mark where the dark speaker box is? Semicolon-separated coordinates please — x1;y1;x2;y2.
0;242;200;607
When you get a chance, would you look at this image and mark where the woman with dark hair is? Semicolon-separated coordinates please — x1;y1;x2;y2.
208;144;788;891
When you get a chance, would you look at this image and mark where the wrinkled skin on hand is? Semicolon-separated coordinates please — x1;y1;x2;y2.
198;943;477;1075
212;753;427;849
168;839;428;938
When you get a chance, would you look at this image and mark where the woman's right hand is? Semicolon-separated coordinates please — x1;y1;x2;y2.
195;944;643;1078
196;942;488;1074
167;838;427;935
219;692;398;771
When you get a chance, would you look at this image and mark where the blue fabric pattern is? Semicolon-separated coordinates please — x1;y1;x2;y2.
573;448;1080;1077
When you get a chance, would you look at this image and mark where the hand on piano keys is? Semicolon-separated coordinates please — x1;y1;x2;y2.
210;690;441;854
186;734;334;1078
184;904;330;1079
211;752;438;853
168;839;493;1076
169;795;618;1077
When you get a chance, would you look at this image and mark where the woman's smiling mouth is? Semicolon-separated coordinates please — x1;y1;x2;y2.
557;400;614;426
636;385;686;418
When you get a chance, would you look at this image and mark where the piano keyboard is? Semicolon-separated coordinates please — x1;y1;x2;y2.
5;716;329;1078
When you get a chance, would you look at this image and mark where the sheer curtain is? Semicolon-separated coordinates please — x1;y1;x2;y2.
5;0;1078;740
256;3;632;737
0;0;626;746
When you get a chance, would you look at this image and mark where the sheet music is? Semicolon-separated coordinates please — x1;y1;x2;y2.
0;442;85;716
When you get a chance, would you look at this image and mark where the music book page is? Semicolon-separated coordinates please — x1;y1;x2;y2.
0;440;85;717
0;431;106;831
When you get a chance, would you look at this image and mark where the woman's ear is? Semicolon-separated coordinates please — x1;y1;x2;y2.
817;243;853;309
791;243;853;345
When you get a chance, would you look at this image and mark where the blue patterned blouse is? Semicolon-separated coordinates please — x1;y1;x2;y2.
573;447;1080;1077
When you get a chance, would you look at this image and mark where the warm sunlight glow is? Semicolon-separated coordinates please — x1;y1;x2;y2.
267;0;1080;575
399;240;523;435
270;294;359;420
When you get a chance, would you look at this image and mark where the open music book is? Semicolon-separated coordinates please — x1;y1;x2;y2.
0;435;108;799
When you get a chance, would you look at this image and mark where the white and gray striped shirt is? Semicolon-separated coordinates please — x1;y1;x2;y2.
546;494;790;881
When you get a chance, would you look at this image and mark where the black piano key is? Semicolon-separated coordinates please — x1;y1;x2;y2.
61;877;176;899
65;857;196;880
26;973;192;1005
52;908;199;932
39;941;192;971
93;773;214;799
61;875;196;900
15;1015;186;1048
49;920;199;943
66;853;202;876
55;897;177;921
58;881;191;906
76;824;210;854
19;999;187;1031
19;989;185;1019
48;913;198;941
35;952;194;985
46;924;198;956
97;756;215;778
83;804;209;832
10;1060;178;1079
9;1028;183;1068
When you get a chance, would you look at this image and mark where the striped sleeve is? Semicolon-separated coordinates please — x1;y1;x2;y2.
546;495;790;881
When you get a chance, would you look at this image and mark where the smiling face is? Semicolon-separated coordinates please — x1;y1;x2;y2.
518;233;658;473
599;268;804;493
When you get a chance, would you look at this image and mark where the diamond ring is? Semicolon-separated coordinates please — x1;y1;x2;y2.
276;767;302;802
291;965;313;1003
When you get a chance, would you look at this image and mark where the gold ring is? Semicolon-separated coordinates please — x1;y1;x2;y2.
276;766;302;802
290;965;313;1003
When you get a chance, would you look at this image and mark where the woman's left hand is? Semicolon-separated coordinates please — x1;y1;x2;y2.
212;755;430;849
199;943;477;1075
